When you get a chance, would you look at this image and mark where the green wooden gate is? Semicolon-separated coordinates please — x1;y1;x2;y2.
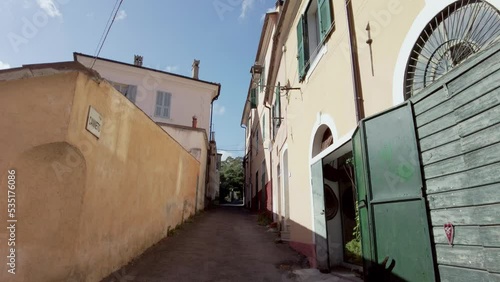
353;102;436;281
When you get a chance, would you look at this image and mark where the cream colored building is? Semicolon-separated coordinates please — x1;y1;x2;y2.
242;0;500;275
75;53;222;207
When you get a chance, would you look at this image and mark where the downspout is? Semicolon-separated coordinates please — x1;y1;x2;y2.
207;84;221;205
240;123;247;207
345;0;365;122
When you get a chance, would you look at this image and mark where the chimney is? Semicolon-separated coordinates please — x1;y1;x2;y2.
192;116;198;128
192;59;200;79
134;55;143;66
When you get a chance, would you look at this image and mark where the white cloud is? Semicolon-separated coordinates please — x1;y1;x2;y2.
23;1;33;9
0;61;11;70
165;65;179;73
36;0;62;18
218;150;235;161
116;10;127;21
260;7;275;22
239;0;255;19
213;104;226;116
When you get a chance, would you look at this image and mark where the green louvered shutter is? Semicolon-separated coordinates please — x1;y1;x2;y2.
297;15;309;80
250;88;257;109
318;0;333;41
275;84;281;127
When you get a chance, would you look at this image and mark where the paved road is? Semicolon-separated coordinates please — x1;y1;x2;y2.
102;207;307;282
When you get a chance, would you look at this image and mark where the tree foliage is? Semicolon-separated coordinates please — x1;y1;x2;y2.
219;156;244;203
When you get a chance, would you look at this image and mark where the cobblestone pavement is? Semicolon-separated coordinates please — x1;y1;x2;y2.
101;207;310;282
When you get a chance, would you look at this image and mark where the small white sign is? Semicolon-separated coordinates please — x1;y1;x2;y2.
86;106;103;138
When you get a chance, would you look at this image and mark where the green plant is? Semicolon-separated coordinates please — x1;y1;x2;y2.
345;201;362;264
257;211;272;226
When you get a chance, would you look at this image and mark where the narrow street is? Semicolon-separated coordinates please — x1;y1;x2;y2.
101;207;308;282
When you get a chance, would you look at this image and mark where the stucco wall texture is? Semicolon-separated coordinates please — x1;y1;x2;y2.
0;69;200;282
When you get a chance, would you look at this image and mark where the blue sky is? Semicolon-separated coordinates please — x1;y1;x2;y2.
0;0;273;159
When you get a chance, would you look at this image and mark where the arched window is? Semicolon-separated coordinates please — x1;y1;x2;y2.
312;125;334;157
404;0;500;99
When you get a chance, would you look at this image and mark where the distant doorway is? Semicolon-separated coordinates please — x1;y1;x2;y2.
311;139;362;270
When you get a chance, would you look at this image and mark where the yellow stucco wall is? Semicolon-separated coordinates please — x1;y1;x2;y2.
280;0;425;246
0;70;200;282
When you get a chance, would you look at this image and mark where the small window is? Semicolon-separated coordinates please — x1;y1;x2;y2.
272;83;282;139
155;91;172;119
110;81;138;103
250;88;258;109
297;0;334;80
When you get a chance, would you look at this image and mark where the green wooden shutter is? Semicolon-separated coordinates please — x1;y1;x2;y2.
297;15;309;80
318;0;333;41
250;88;257;109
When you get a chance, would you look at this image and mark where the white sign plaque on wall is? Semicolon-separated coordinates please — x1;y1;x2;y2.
86;106;103;138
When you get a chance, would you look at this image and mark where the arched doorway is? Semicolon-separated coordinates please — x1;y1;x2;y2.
310;121;359;270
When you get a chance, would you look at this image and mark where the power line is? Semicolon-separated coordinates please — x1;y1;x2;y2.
90;0;125;69
218;149;245;152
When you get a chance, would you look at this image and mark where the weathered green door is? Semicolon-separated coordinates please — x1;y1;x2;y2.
353;102;436;281
311;160;329;271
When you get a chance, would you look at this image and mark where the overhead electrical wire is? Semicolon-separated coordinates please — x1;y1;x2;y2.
90;0;125;70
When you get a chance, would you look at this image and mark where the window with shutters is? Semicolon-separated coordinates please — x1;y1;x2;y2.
110;82;129;95
154;91;172;119
297;0;334;81
250;88;258;109
272;83;282;140
109;81;138;103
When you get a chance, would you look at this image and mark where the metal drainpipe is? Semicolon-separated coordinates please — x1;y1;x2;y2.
207;101;215;205
346;0;365;122
241;123;248;207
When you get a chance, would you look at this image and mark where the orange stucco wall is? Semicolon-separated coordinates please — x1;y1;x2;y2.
0;70;200;282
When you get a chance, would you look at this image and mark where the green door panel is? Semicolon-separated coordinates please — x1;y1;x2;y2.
353;102;436;281
311;160;329;271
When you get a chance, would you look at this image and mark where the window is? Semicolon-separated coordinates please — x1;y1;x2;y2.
272;83;282;139
155;91;172;119
111;82;129;95
110;81;138;103
250;88;258;109
297;0;334;80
